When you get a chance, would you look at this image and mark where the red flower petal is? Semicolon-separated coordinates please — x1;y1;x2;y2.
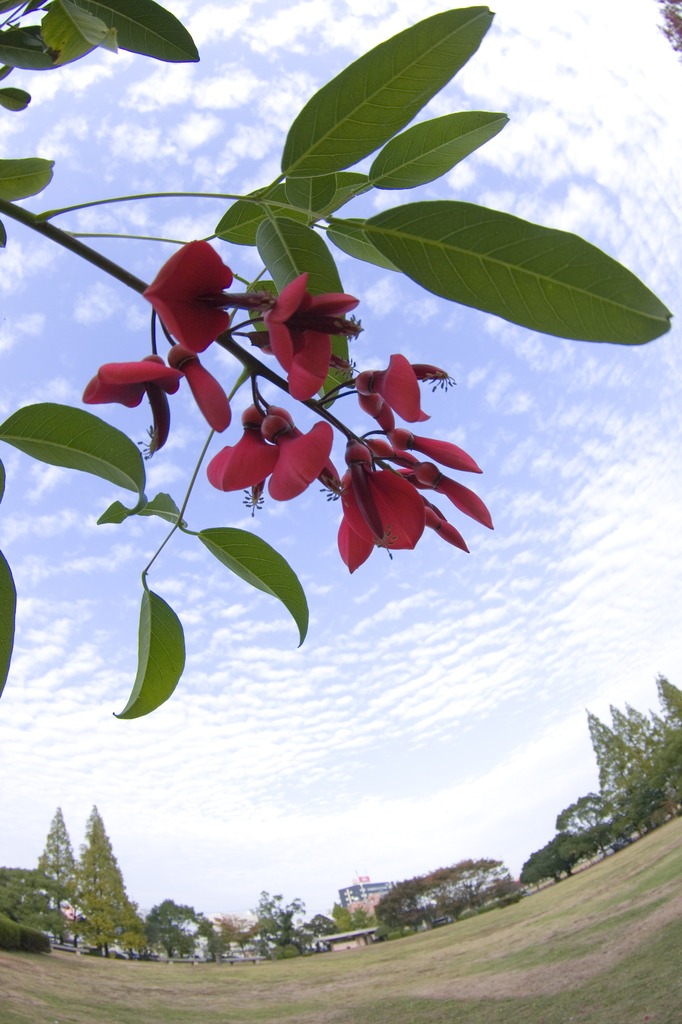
168;346;231;432
268;422;333;501
342;469;425;549
338;517;374;573
287;329;332;400
99;358;181;394
207;429;278;491
143;241;233;353
390;429;482;473
424;506;470;552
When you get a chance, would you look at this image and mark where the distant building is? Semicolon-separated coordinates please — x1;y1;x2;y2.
338;878;392;912
323;927;378;952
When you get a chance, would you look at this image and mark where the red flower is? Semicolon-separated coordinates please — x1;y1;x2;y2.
411;462;493;529
261;410;334;501
207;406;278;492
355;354;428;423
389;428;481;474
207;405;334;503
83;355;181;454
167;344;231;432
263;274;359;400
338;441;425;571
143;241;234;353
423;503;469;552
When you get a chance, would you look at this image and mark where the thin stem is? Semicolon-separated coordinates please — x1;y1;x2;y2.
37;191;249;222
142;429;215;576
70;232;191;245
0;198;149;294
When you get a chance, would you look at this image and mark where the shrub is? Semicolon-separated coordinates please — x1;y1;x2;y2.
0;913;51;953
275;944;300;959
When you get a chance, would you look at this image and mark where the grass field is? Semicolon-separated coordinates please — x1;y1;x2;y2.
2;817;681;1024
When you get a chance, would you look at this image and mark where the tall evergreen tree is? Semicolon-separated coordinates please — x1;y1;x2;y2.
37;807;76;942
77;806;139;956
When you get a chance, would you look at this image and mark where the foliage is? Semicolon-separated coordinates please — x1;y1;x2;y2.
0;911;51;953
254;891;306;956
37;807;76;942
0;867;62;934
0;3;673;717
199;913;258;960
145;899;199;958
376;858;515;929
657;0;682;55
76;806;143;955
520;833;591;886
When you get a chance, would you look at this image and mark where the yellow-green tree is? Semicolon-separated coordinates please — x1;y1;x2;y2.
77;806;140;956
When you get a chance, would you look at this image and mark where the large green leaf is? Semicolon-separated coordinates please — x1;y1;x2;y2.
0;29;54;69
369;111;508;189
76;0;198;62
256;217;343;294
0;86;30;110
285;173;338;215
327;220;399;272
215;184;307;246
0;548;16;700
0;457;4;503
198;527;308;645
41;0;116;66
0;403;146;494
281;7;493;178
115;588;185;719
317;171;372;216
361;201;672;344
0;219;5;247
0;157;53;200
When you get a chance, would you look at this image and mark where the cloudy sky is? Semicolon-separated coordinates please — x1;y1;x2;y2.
1;0;681;919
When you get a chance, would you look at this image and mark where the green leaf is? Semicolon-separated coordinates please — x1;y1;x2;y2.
0;403;146;494
362;201;672;344
75;0;198;62
327;219;399;272
0;548;16;701
282;7;493;178
0;157;53;200
0;65;14;80
215;184;307;246
138;491;185;525
0;457;4;502
369;111;508;189
198;527;308;646
41;0;116;66
0;220;5;247
256;217;343;294
0;28;54;69
285;173;338;215
0;86;30;110
318;171;372;216
115;588;185;719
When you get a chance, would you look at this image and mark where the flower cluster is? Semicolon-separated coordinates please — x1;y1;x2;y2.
82;240;492;571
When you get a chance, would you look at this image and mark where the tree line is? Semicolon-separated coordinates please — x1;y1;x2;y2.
521;675;682;886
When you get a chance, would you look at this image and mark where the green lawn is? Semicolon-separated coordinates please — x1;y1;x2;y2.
1;817;681;1024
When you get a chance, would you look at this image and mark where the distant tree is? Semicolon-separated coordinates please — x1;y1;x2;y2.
330;902;353;931
520;833;588;886
305;913;337;938
77;806;138;956
556;793;614;856
254;892;306;957
657;676;682;729
376;875;431;929
145;900;199;958
0;867;59;934
657;1;682;56
199;913;258;960
37;808;76;941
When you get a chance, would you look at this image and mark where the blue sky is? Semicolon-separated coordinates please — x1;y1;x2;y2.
1;0;681;919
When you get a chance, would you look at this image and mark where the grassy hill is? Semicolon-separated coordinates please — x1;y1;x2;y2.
1;816;681;1024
